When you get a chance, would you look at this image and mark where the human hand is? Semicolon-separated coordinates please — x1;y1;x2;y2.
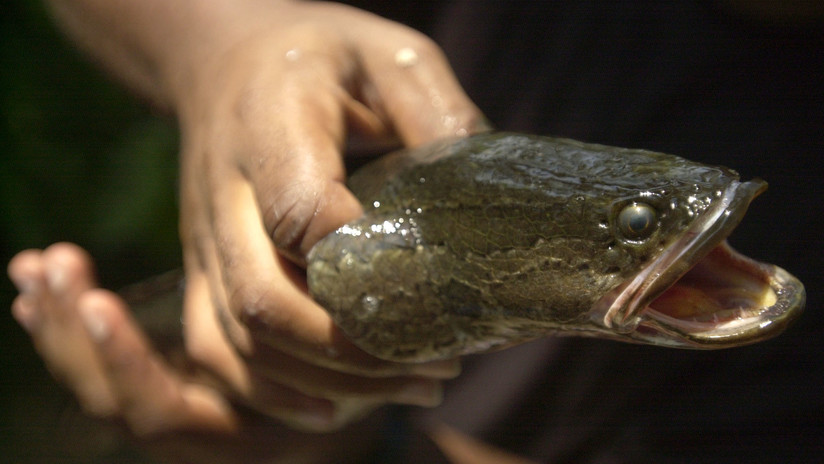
8;243;386;462
163;1;487;429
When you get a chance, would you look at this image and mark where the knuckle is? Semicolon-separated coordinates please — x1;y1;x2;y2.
228;280;282;328
453;107;490;135
261;183;322;256
384;28;447;67
406;33;443;60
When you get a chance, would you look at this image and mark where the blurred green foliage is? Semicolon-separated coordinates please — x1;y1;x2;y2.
1;1;181;461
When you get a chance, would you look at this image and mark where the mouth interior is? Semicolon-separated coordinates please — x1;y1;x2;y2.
645;242;778;330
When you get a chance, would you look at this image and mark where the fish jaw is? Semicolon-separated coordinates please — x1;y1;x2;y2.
634;242;804;347
590;179;805;349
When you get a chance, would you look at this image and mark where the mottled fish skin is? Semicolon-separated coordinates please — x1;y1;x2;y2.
307;132;802;362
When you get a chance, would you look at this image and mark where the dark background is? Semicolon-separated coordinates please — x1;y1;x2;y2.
2;0;823;463
1;1;180;462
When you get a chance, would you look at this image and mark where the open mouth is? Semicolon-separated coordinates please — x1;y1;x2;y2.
641;240;804;347
593;179;805;348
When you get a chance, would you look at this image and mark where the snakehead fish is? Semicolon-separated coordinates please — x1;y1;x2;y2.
305;132;804;362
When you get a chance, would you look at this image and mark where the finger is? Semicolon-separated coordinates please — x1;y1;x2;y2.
182;263;439;432
76;289;238;437
353;25;490;145
178;136;254;360
41;243;98;303
245;342;444;407
182;266;337;426
182;265;250;390
9;245;119;416
8;249;46;331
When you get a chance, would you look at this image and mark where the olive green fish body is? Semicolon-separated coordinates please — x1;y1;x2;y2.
307;133;802;362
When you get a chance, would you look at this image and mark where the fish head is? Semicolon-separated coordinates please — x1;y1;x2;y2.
580;148;804;348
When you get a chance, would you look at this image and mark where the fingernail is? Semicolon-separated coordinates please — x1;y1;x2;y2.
396;380;443;407
78;300;110;342
45;260;68;294
411;359;462;379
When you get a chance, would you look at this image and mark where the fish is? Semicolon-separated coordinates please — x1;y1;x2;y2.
306;132;804;362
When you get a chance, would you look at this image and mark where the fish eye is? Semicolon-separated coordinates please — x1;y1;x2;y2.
617;203;658;240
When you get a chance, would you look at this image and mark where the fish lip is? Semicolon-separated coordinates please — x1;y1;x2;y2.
591;178;804;347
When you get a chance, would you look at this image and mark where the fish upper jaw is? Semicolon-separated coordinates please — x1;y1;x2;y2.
589;179;804;349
